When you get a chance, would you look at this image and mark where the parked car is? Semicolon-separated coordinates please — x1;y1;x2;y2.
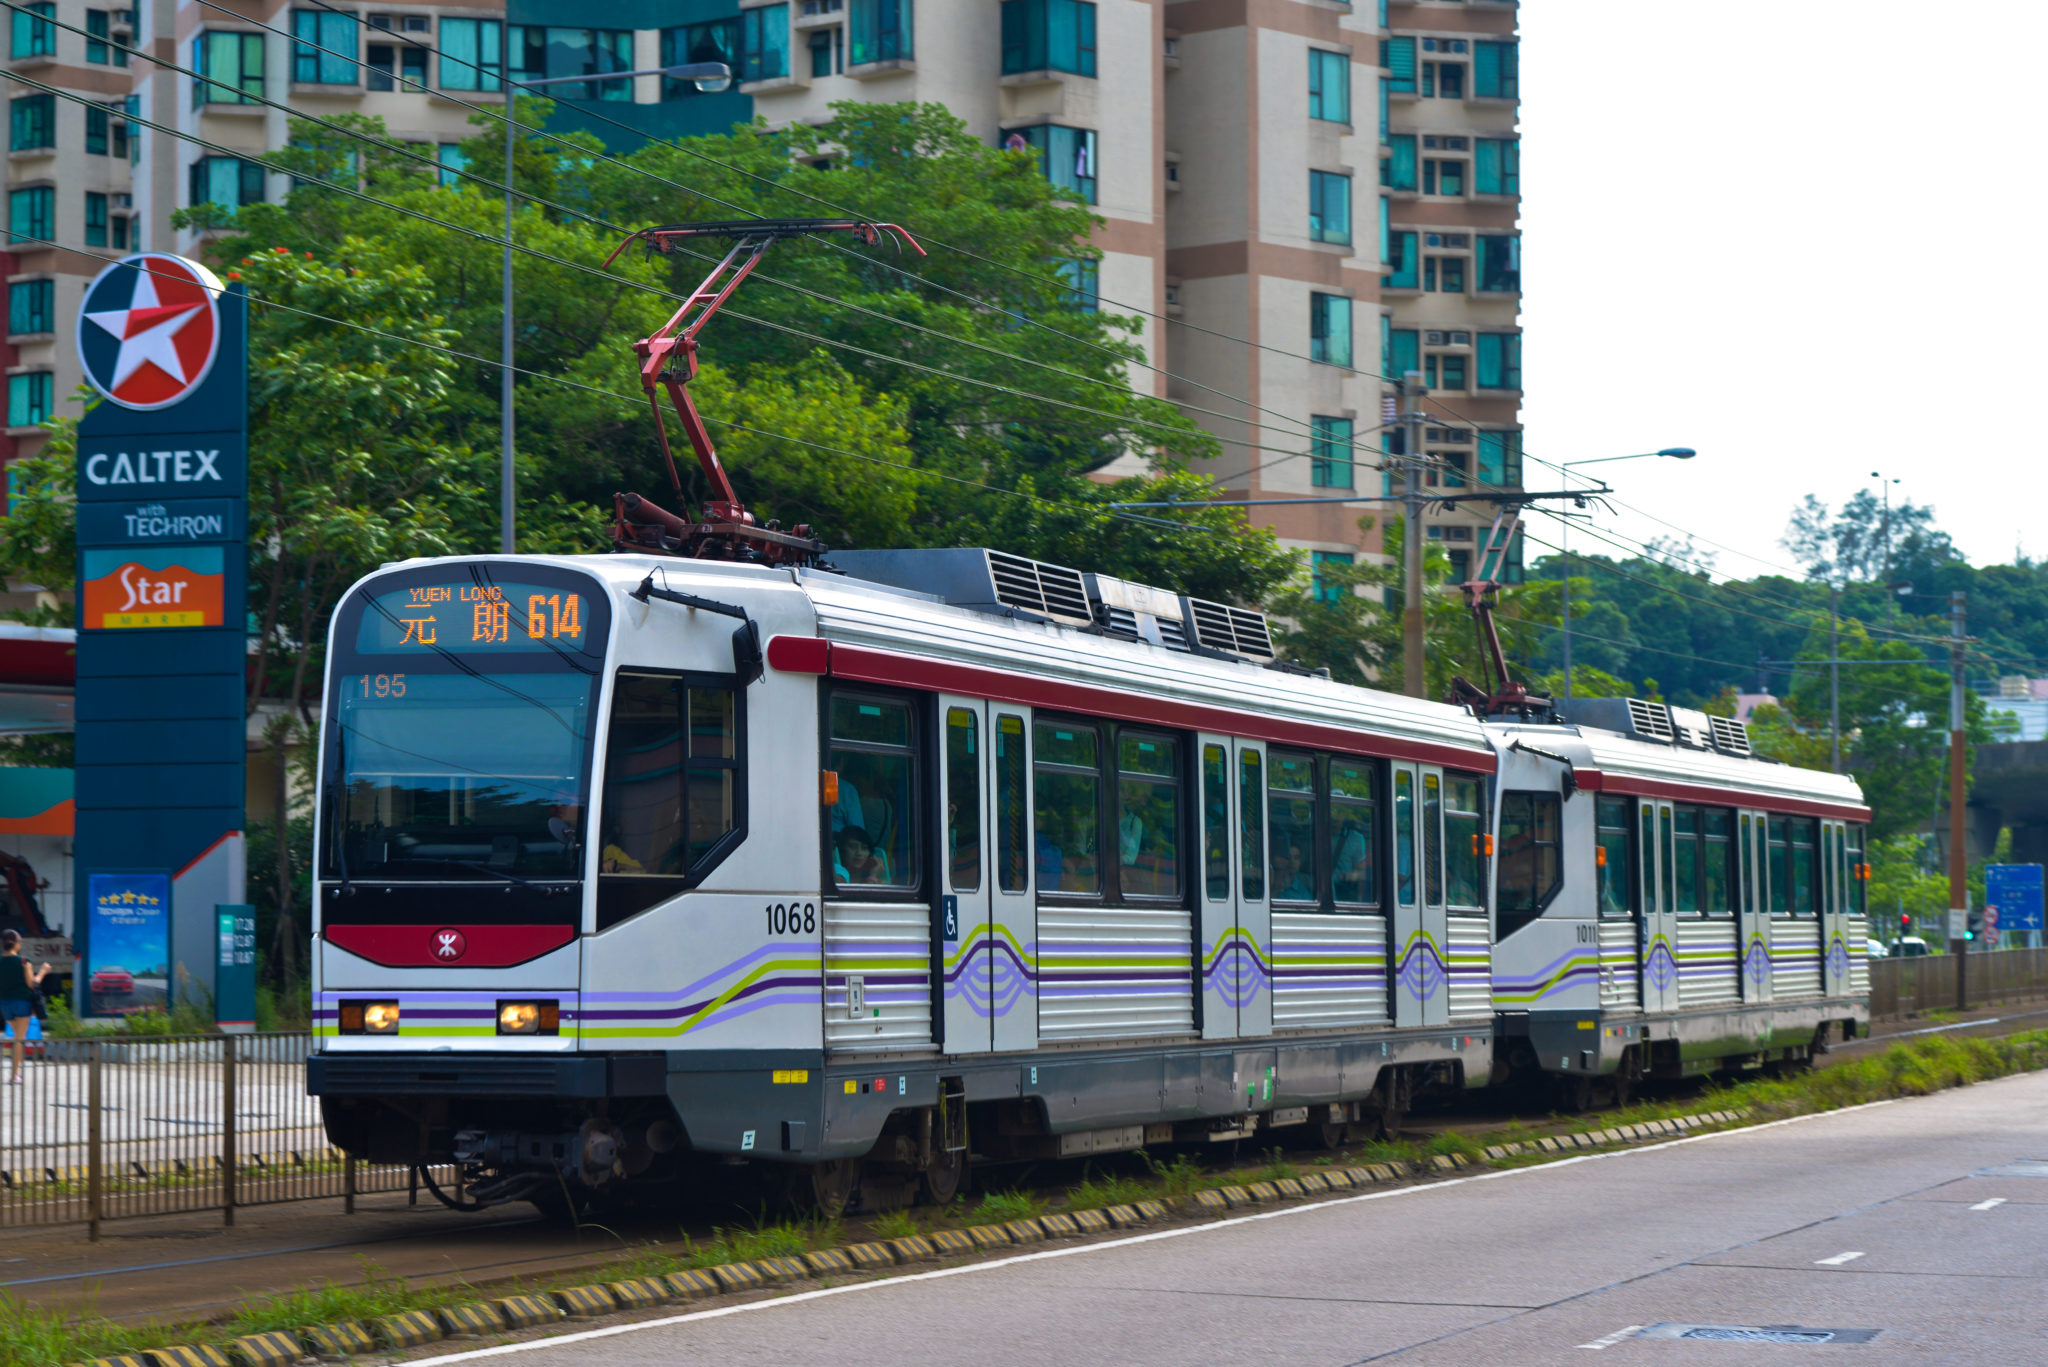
1865;938;1889;959
1895;936;1934;958
90;965;134;995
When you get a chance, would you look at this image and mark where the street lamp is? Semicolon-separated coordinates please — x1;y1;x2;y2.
1870;471;1902;615
1558;447;1696;706
498;61;734;554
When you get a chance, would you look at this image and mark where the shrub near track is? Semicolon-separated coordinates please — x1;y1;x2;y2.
7;1031;2046;1367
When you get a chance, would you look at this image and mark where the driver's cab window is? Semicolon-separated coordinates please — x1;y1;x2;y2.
597;672;742;925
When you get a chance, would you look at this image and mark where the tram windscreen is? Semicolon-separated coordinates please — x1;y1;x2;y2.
322;566;610;884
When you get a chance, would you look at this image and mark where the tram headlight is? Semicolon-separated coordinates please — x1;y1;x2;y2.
340;1000;401;1035
497;1000;559;1036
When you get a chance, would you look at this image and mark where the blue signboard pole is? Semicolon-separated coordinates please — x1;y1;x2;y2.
1984;865;2045;951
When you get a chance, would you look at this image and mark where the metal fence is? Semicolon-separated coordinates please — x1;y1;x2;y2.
0;1032;446;1238
1869;945;2048;1020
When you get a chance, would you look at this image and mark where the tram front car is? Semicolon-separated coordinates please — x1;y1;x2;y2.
307;554;808;1209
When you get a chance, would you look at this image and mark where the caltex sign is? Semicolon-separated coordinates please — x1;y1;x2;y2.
76;254;225;411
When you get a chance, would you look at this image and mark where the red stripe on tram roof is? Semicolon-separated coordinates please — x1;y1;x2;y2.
770;635;1497;773
1577;769;1871;823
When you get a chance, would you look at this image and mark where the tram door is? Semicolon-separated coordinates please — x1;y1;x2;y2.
989;708;1037;1055
1737;809;1772;1003
1391;763;1450;1028
1214;739;1270;1038
1820;821;1851;997
1639;801;1681;1012
937;697;996;1055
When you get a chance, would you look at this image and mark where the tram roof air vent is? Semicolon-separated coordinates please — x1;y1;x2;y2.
1563;696;1676;744
1084;573;1192;651
1667;705;1713;749
826;548;1096;626
1708;715;1752;756
1182;596;1277;662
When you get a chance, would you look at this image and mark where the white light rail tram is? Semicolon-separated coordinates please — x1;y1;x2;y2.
304;221;1871;1215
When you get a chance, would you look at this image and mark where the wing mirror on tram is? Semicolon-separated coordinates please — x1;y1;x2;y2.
631;573;764;685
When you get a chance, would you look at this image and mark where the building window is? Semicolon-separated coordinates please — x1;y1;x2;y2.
10;2;53;58
1380;133;1415;191
9;279;53;335
1474;41;1518;99
1056;257;1099;313
850;0;911;65
1386;230;1418;290
1423;255;1465;293
187;156;267;212
8;372;52;428
508;27;634;101
194;31;264;106
740;5;790;81
439;17;501;92
1477;429;1522;487
1422;158;1464;196
1476;333;1520;390
292;10;358;84
85;104;112;155
1380;36;1414;93
86;8;127;65
1308;48;1349;122
1308;170;1351;245
7;186;52;244
1475;137;1518;195
1002;0;1095;77
808;28;836;76
1310;416;1354;489
9;94;53;151
366;41;426;91
1425;353;1467;391
1310;551;1353;606
1477;234;1520;292
664;19;731;93
1385;326;1418;381
84;191;108;247
111;213;130;249
436;142;467;188
1422;60;1464;99
1005;124;1096;204
1309;292;1352;368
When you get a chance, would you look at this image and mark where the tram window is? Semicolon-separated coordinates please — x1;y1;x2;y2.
1739;813;1755;913
1117;733;1181;899
1767;814;1790;914
1034;721;1102;895
1670;806;1693;913
1394;770;1416;906
1640;804;1657;912
1269;750;1318;903
1203;744;1229;901
1239;750;1266;902
828;694;919;891
1329;759;1378;908
1846;823;1867;917
1790;816;1818;914
1443;774;1484;910
1700;808;1733;915
995;714;1029;893
946;708;981;893
1596;796;1633;918
1497;790;1562;938
597;673;742;926
1423;773;1445;907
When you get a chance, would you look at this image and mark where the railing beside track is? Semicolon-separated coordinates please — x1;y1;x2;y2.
0;1033;453;1239
1868;945;2048;1019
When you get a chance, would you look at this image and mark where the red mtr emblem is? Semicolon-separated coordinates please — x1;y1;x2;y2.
432;928;468;961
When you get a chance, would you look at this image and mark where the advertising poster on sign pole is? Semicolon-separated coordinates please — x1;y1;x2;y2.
85;872;170;1014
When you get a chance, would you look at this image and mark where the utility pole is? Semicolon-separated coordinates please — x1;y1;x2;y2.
1400;370;1428;699
1830;585;1841;773
1949;589;1968;1010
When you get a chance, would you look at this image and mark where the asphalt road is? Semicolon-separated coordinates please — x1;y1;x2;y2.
408;1070;2048;1367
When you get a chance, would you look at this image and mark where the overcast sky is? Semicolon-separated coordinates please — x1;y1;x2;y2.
1518;2;2044;581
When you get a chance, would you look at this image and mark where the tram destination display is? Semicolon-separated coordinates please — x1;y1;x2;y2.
354;579;597;654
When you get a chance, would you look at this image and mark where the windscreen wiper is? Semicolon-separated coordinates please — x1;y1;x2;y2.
448;861;546;890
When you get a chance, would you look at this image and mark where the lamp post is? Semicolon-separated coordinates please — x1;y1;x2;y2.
499;61;733;554
1558;447;1696;706
1870;471;1901;616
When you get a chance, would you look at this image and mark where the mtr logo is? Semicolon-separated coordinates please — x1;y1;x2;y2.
433;928;468;961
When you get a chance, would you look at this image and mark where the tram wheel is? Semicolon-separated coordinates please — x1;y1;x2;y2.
920;1144;967;1206
1556;1074;1595;1114
1314;1119;1348;1150
528;1182;590;1226
808;1158;861;1219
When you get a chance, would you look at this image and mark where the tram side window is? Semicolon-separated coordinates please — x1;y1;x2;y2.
1846;822;1867;917
946;708;981;893
1394;770;1416;907
1639;804;1657;913
1739;812;1755;912
1329;758;1378;907
1423;774;1445;907
828;694;919;891
995;714;1029;893
1444;774;1485;909
1268;750;1318;903
1497;790;1562;939
1700;808;1733;914
1203;744;1229;901
1118;733;1181;898
1789;816;1818;914
1596;796;1633;918
597;673;742;925
1034;721;1102;894
1239;749;1265;901
1671;806;1699;913
1767;815;1790;914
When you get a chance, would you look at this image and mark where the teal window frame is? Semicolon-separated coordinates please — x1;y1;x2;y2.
663;18;772;95
1002;0;1095;77
1474;41;1518;99
292;10;358;84
436;142;467;188
739;5;791;82
10;3;53;59
85;104;110;155
8;371;52;428
507;26;634;101
1475;137;1518;195
1386;229;1418;290
1428;353;1468;391
1311;551;1354;606
7;186;52;244
194;31;264;107
1310;416;1355;489
1386;326;1418;382
438;17;501;92
187;155;266;213
9;94;53;151
1477;429;1522;488
366;40;427;92
1380;36;1414;93
9;278;53;334
1476;333;1520;390
85;8;125;65
1308;48;1349;123
1380;133;1416;190
1477;234;1519;293
850;0;912;66
84;190;108;247
1308;170;1351;245
1008;124;1097;204
1309;292;1352;369
1056;257;1099;313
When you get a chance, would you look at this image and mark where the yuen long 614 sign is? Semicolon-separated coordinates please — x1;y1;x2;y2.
72;253;249;1025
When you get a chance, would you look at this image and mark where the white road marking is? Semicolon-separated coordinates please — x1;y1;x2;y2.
1579;1324;1645;1350
1814;1251;1865;1265
398;1099;1900;1367
1969;1198;2007;1211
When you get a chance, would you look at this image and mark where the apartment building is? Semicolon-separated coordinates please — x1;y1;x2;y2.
4;0;1522;588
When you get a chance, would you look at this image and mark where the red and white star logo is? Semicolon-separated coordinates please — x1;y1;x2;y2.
75;253;224;411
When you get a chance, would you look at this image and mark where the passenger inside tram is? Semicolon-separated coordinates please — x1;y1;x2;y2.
833;826;890;884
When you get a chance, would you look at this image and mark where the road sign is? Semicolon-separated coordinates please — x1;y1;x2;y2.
1947;907;1969;941
1986;865;2044;933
